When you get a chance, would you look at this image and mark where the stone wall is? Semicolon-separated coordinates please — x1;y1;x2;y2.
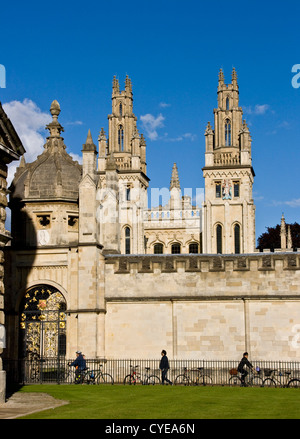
104;252;300;361
4;250;300;363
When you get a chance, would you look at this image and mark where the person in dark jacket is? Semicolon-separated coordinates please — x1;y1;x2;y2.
159;350;173;385
237;352;253;386
69;351;87;383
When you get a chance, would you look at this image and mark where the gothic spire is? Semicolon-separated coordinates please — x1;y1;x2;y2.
232;67;238;82
287;225;293;249
281;213;287;249
232;67;238;89
82;129;97;152
112;75;120;94
125;75;132;94
218;68;225;84
170;163;181;190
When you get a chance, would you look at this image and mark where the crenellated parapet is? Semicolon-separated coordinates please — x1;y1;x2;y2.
105;251;300;274
104;252;300;301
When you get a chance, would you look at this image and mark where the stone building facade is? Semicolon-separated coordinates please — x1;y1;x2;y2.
4;71;300;366
0;102;25;402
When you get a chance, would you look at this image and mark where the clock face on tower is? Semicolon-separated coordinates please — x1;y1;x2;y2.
222;179;232;200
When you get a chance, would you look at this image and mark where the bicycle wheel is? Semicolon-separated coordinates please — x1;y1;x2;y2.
229;375;241;387
174;374;190;386
250;376;264;387
288;379;300;388
263;378;276;387
123;374;136;385
196;375;213;386
97;373;114;385
146;375;160;385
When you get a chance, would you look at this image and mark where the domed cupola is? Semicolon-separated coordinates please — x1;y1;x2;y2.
13;100;82;202
10;101;82;247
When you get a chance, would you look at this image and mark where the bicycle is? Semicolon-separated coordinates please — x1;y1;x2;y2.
263;369;300;388
123;365;161;385
63;365;96;384
87;364;114;385
228;367;263;387
174;367;213;386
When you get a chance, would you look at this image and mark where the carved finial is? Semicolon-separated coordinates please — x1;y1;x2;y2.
132;126;140;139
140;133;146;146
205;121;214;135
46;100;64;142
170;162;181;190
232;67;237;82
50;100;61;119
106;150;117;171
98;127;106;141
219;68;225;83
112;76;120;93
125;75;132;93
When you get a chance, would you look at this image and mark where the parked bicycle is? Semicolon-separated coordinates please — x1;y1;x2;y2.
123;365;160;385
263;369;300;388
87;364;114;385
174;367;213;386
228;367;263;387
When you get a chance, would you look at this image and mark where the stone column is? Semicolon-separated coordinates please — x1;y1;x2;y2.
0;163;10;403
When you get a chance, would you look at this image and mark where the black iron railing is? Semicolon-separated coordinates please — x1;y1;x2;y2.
3;358;300;386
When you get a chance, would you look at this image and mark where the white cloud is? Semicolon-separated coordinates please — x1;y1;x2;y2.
70;152;83;164
284;198;300;208
3;99;51;186
244;104;270;115
140;113;165;140
254;104;270;115
65;120;83;126
159;102;171;108
272;198;300;208
164;132;197;142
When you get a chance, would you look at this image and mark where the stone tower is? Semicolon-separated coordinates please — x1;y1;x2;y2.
97;76;149;254
202;69;256;254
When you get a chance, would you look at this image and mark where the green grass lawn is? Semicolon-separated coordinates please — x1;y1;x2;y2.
15;384;300;419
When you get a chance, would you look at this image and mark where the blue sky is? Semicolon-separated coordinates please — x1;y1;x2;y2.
1;0;300;243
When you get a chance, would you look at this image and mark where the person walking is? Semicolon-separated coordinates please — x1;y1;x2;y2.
159;350;173;385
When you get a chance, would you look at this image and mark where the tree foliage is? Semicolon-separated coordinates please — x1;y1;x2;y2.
257;222;300;251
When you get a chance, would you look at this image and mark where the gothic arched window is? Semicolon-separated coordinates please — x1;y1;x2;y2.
154;243;164;254
119;103;123;116
118;125;124;151
216;224;222;254
189;243;199;254
171;243;181;254
225;119;231;146
226;97;230;110
234;224;241;254
125;226;131;254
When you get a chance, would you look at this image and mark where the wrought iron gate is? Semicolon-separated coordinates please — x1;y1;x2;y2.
19;285;67;360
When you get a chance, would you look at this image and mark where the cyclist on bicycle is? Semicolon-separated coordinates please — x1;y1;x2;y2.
69;351;87;384
237;352;253;387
